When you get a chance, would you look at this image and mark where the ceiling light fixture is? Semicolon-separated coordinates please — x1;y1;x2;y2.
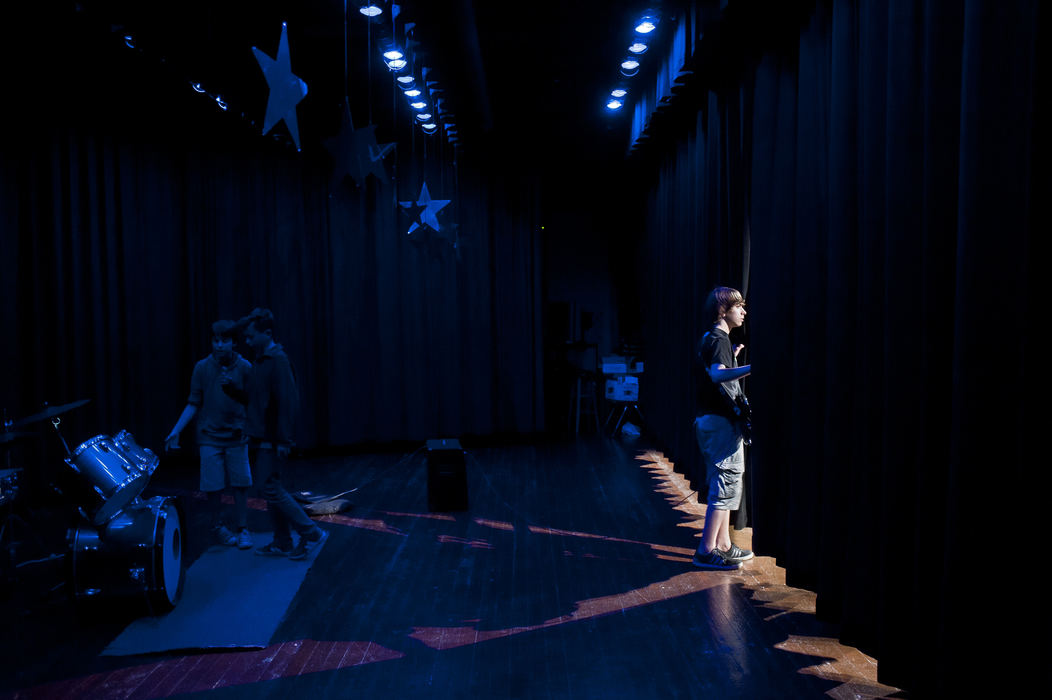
635;16;658;34
620;58;640;76
359;4;383;18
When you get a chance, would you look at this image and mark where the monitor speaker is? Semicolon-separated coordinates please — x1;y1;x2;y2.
426;438;468;512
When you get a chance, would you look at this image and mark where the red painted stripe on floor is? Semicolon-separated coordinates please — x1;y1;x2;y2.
9;641;404;699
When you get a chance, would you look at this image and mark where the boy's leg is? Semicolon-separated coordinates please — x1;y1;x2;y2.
224;444;253;532
200;446;234;543
701;507;731;554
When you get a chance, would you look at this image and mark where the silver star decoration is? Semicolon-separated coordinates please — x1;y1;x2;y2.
324;103;395;187
398;182;451;234
252;23;308;151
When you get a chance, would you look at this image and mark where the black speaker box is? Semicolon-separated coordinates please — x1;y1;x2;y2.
426;438;468;512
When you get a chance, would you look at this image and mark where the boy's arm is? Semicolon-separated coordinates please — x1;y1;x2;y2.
166;404;198;449
708;363;752;383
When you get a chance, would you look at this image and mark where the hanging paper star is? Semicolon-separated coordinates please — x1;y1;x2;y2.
324;103;395;187
399;199;427;232
252;23;308;151
398;182;450;234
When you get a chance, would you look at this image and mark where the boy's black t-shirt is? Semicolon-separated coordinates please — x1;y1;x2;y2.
695;327;743;420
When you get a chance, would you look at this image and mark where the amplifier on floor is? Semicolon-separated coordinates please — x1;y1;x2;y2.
426;438;468;512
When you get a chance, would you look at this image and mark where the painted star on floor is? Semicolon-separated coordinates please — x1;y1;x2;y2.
325;102;395;188
252;22;308;151
398;182;450;235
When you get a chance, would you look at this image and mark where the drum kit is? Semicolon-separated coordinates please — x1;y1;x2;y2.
1;399;185;615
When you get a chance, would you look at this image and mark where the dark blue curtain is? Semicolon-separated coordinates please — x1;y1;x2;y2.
637;0;1043;694
1;4;545;451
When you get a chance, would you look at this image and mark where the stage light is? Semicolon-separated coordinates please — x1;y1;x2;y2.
215;95;227;111
383;49;404;61
409;100;427;109
191;82;205;93
628;41;648;54
404;88;422;97
421;123;438;134
620;58;640;76
359;4;383;17
397;75;416;87
124;35;135;48
607;99;623;110
386;58;408;71
635;16;658;34
611;88;627;97
415;112;433;121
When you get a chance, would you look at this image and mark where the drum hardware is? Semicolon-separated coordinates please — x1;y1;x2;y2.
0;431;35;446
9;399;91;430
0;468;22;507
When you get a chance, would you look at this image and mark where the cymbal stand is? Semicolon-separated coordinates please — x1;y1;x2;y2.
51;417;72;458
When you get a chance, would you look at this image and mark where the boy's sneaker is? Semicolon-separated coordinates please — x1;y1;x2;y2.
288;528;328;561
236;529;253;550
691;549;742;571
255;540;293;557
214;525;237;547
722;544;754;563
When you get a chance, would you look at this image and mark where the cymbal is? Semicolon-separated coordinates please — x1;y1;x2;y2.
0;431;35;445
10;399;91;428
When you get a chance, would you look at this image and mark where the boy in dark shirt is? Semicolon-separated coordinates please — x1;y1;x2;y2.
241;308;326;560
692;286;754;570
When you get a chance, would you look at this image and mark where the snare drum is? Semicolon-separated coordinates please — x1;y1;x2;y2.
113;429;159;476
65;435;150;525
67;495;185;614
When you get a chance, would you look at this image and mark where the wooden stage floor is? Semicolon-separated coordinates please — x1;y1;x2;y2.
1;437;903;699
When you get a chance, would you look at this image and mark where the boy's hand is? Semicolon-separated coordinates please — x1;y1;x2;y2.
165;433;180;451
733;344;745;357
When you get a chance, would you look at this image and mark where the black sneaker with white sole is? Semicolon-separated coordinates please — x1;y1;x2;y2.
722;544;754;563
691;549;742;571
289;527;328;560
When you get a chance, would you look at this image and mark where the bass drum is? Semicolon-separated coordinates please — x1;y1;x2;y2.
67;496;185;614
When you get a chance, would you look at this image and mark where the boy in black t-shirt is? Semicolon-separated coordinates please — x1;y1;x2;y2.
692;287;754;570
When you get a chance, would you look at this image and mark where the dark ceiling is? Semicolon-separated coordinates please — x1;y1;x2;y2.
19;1;677;169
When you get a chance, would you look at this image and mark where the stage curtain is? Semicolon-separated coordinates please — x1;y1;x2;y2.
637;0;1042;694
0;9;544;451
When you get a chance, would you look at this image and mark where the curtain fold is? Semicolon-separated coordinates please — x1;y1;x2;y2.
0;12;545;451
636;0;1042;694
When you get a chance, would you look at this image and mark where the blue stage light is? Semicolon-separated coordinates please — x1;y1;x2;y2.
215;96;227;111
404;88;422;97
383;49;404;61
620;58;640;76
607;99;623;110
409;100;427;109
611;88;627;97
628;42;648;54
635;18;657;34
386;58;408;71
359;4;383;17
397;75;415;86
421;123;438;133
415;112;433;121
191;82;205;93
